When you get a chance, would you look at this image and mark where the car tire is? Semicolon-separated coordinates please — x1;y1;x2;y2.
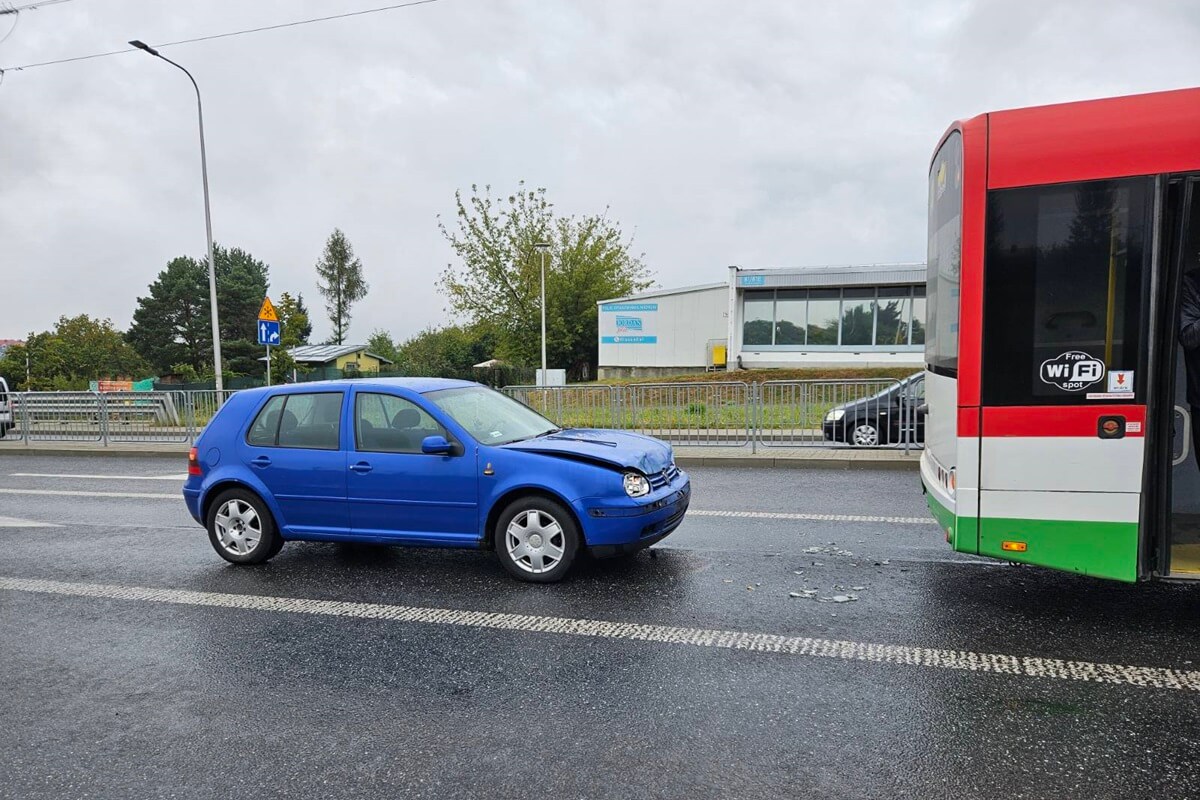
206;488;281;565
494;496;580;583
850;420;880;447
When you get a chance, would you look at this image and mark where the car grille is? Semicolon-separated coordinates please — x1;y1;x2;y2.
648;463;680;490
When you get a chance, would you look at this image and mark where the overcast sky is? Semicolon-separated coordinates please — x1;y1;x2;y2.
2;0;1197;344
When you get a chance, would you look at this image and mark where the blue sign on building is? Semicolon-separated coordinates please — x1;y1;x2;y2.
615;315;643;331
257;320;281;346
739;275;766;286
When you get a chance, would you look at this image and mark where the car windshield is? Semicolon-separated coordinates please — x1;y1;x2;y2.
425;386;558;445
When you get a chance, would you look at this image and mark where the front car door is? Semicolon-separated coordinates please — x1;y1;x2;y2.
241;390;349;538
346;389;479;545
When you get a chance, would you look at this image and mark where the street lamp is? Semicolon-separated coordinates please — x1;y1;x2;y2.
129;39;224;393
534;242;551;387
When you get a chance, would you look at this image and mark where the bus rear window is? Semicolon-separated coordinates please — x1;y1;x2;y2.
981;177;1152;406
926;132;963;374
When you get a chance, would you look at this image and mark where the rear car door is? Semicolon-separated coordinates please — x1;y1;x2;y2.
346;389;479;544
242;390;350;538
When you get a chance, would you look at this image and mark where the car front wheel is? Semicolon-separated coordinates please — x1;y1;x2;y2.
206;488;282;565
850;421;880;447
495;496;579;583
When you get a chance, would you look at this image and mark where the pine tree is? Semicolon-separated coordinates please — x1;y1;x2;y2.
315;229;369;345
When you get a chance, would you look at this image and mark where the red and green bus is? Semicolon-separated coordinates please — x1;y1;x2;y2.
921;87;1200;582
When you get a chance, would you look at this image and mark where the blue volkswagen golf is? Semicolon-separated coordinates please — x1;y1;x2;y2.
183;379;690;582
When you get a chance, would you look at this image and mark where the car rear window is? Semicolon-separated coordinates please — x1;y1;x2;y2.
246;392;343;450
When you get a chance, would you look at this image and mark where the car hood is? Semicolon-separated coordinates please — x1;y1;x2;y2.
501;429;673;474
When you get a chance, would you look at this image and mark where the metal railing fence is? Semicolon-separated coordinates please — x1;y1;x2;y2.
0;381;923;451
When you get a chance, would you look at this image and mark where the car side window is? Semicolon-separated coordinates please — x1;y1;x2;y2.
355;392;446;454
273;393;343;450
247;395;286;446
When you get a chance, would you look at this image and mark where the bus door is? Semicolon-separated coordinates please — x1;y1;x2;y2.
977;177;1155;582
1159;176;1200;577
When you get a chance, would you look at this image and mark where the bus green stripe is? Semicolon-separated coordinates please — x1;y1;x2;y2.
978;517;1139;583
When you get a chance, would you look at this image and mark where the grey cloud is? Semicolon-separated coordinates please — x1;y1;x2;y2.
1;0;1197;343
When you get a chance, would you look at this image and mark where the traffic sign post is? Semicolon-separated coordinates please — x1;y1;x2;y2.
258;297;280;386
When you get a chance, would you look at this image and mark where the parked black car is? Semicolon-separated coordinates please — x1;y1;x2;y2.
822;373;925;446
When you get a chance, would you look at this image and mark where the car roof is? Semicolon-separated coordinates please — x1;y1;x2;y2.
237;377;480;396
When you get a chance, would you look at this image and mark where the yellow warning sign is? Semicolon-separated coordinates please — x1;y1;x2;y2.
257;297;278;322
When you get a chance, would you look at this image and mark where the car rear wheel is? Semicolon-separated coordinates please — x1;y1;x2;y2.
495;496;579;583
850;421;880;447
206;488;282;565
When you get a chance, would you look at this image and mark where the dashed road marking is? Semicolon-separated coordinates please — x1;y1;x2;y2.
1;576;1195;692
0;488;178;500
690;509;933;525
0;517;60;528
10;473;187;481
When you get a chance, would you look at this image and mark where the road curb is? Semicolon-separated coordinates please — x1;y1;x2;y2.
0;448;184;459
674;455;920;470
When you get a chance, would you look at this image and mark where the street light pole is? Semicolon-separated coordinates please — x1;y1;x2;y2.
534;242;551;387
129;40;224;393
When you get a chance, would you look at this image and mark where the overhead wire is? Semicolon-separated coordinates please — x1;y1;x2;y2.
0;0;445;73
0;10;18;47
0;0;75;14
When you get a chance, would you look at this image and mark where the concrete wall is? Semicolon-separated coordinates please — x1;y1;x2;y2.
598;286;727;370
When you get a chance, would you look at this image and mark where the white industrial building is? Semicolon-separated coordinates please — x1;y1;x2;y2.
597;263;926;378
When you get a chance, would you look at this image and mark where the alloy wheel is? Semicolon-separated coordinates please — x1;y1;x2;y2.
505;509;566;575
214;498;263;556
852;423;880;447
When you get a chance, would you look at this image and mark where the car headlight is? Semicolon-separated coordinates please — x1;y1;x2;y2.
623;472;651;498
825;408;845;422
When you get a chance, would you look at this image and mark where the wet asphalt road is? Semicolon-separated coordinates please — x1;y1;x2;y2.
1;455;1198;799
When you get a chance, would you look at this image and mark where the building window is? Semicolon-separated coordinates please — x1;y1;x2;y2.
774;290;807;345
840;288;876;346
876;287;912;346
743;291;774;345
806;289;841;345
911;287;927;345
741;285;925;350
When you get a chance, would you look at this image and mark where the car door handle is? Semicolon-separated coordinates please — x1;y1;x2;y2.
250;456;272;468
350;461;373;474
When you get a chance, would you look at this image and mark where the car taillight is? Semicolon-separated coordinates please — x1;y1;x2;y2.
188;447;202;476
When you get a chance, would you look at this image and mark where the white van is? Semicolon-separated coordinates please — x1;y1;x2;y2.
0;377;11;438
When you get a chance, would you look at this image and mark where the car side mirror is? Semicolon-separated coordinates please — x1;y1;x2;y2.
421;435;455;455
916;403;929;418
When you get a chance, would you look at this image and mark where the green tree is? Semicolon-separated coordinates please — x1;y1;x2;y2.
438;182;652;379
394;325;496;378
367;329;400;365
128;244;271;379
0;315;148;390
127;256;211;374
315;229;369;345
268;291;312;382
276;292;312;345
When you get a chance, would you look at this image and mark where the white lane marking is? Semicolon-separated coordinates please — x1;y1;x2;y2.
0;489;178;500
0;517;61;528
10;473;187;481
690;509;933;525
1;576;1195;692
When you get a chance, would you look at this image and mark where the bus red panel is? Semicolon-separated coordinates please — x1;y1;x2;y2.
981;405;1146;438
988;87;1200;190
957;114;988;408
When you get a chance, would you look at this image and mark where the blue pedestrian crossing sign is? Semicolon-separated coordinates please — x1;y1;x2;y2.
257;320;281;346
